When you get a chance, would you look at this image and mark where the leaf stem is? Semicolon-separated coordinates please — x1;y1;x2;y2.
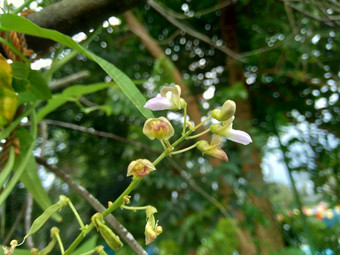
121;205;149;211
182;104;187;135
13;0;35;14
55;232;65;255
67;201;85;229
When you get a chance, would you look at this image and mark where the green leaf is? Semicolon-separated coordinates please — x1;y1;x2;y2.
19;153;62;222
72;235;98;255
19;70;51;103
37;82;113;121
0;111;37;207
0;14;154;119
11;61;30;80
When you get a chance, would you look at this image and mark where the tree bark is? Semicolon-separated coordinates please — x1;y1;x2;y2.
24;0;146;52
220;3;284;254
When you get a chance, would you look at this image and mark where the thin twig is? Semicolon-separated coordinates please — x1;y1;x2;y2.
49;71;90;91
3;202;26;245
24;192;34;249
35;157;148;255
148;0;244;61
156;0;234;20
42;119;162;153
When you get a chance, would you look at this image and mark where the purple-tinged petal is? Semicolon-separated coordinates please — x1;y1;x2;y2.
226;129;252;145
144;97;173;111
211;148;228;162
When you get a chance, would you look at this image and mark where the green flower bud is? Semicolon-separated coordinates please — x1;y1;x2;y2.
145;206;162;245
143;117;174;140
211;100;236;121
127;159;156;178
23;196;69;242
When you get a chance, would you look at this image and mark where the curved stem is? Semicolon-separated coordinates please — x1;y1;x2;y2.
67;201;84;229
182;105;187;135
64;151;169;255
171;143;197;155
186;128;210;139
121;205;149;211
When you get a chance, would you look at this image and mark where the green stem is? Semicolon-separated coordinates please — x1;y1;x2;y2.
64;115;212;254
186;128;210;139
121;205;148;211
13;0;35;14
55;232;65;255
0;110;37;207
160;139;167;151
68;201;85;229
171;115;212;148
182;105;187;135
64;151;169;255
171;143;197;155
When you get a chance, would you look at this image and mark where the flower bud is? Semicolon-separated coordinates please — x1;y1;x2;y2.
210;123;252;145
144;206;162;245
196;136;228;162
211;100;236;121
123;195;131;204
127;159;156;178
144;85;186;111
23;196;69;242
143;117;174;140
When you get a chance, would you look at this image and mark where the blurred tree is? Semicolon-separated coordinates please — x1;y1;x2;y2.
1;0;339;254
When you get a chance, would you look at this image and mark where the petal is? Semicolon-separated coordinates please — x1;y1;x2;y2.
225;129;252;145
142;119;156;140
144;97;174;111
127;160;137;176
141;159;156;171
211;135;223;147
210;148;228;162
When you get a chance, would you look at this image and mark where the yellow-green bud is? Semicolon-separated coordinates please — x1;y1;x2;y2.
211;100;236;121
143;117;174;140
127;159;156;178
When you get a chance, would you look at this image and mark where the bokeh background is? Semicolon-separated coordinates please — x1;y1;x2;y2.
1;0;339;254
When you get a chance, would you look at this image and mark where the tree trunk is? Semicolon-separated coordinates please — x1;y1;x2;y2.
220;3;284;254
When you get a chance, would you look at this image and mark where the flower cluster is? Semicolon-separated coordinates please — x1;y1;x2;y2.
123;84;252;246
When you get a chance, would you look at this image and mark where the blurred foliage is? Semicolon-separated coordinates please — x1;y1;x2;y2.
1;0;340;254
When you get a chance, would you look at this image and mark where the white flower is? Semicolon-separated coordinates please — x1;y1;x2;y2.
144;85;186;111
210;117;252;145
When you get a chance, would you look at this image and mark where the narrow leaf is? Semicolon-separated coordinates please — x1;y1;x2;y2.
0;14;154;119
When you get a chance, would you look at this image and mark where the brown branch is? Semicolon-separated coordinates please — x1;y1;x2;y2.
156;0;234;20
35;157;148;255
42;119;162;153
147;0;244;62
50;71;90;91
